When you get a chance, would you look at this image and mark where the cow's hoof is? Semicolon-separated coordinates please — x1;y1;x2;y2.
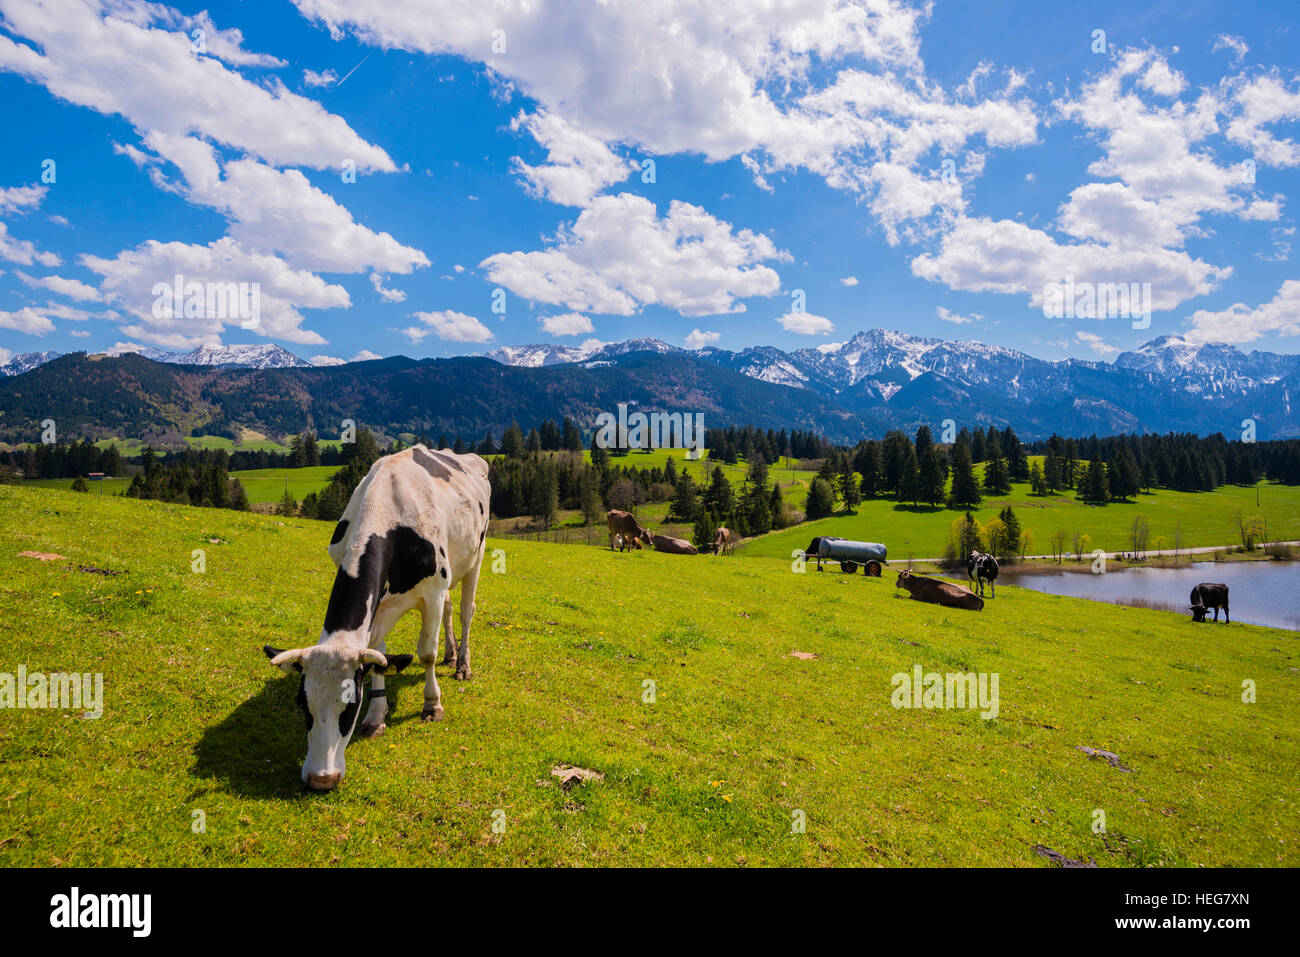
420;706;444;722
358;721;386;739
454;666;472;681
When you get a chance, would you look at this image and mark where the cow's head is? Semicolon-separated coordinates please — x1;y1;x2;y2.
896;570;912;589
263;644;412;790
638;527;653;547
1190;604;1208;623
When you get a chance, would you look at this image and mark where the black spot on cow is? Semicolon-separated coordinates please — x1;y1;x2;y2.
322;526;440;634
478;501;484;515
387;525;439;594
330;519;349;545
412;448;452;482
440;567;447;579
438;546;446;558
339;668;364;736
428;448;465;472
296;680;313;730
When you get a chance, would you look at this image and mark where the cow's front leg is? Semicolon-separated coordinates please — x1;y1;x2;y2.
360;602;405;737
417;594;449;720
360;639;390;738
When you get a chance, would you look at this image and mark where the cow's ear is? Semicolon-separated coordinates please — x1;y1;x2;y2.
359;649;413;675
265;646;304;674
379;655;413;676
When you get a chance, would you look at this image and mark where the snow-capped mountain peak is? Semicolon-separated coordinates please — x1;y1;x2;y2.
0;350;63;377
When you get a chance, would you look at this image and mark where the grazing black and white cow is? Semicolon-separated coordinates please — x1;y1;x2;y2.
1190;582;1230;623
263;445;491;790
967;550;999;598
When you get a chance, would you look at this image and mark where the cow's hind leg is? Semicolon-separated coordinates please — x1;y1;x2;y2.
439;591;457;667
417;587;451;720
454;558;484;681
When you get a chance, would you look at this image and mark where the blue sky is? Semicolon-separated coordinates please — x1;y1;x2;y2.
1;0;1298;367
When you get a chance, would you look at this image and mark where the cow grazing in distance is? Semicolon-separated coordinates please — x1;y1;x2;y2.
263;445;492;791
967;550;999;598
608;509;652;551
712;527;736;555
652;534;699;555
895;570;985;611
1190;582;1230;623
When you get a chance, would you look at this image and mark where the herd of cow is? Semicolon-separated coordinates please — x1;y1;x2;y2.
605;508;735;556
258;446;1235;791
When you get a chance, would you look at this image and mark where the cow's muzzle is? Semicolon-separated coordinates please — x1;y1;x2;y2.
305;770;342;791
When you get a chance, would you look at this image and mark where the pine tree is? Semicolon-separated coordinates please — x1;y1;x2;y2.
998;505;1022;558
856;441;883;499
983;436;1011;496
1080;458;1110;503
948;441;982;506
805;477;836;519
897;445;921;505
703;466;735;521
669;473;699;524
579;469;601;526
693;511;717;550
501;423;526;459
1029;461;1047;496
919;444;947;506
1110;449;1140;502
838;459;861;511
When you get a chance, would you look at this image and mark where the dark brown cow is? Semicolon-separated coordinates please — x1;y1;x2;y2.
711;527;735;555
607;509;652;551
895;570;984;611
1190;582;1230;622
652;534;699;555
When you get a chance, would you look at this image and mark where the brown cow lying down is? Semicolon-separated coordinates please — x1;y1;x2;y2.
652;534;699;555
895;570;984;611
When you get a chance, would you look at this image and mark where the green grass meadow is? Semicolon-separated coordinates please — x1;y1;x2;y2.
744;480;1300;560
1;485;1296;866
23;466;341;506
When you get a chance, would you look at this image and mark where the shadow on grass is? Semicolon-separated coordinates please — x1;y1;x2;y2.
889;503;949;514
191;672;423;799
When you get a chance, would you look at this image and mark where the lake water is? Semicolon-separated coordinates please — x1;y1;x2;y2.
1000;561;1300;631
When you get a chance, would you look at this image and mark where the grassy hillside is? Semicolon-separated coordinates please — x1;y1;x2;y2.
22;465;341;505
742;480;1300;560
0;485;1295;866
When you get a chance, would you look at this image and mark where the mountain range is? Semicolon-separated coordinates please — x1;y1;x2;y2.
0;330;1295;443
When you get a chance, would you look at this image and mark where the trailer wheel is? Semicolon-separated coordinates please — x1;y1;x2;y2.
863;560;882;577
840;560;858;573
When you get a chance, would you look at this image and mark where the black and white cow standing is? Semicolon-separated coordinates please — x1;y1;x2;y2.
263;445;491;790
967;550;999;598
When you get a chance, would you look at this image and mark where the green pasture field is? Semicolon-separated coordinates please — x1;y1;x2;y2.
21;466;340;506
223;466;340;504
0;485;1295;866
741;480;1300;561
